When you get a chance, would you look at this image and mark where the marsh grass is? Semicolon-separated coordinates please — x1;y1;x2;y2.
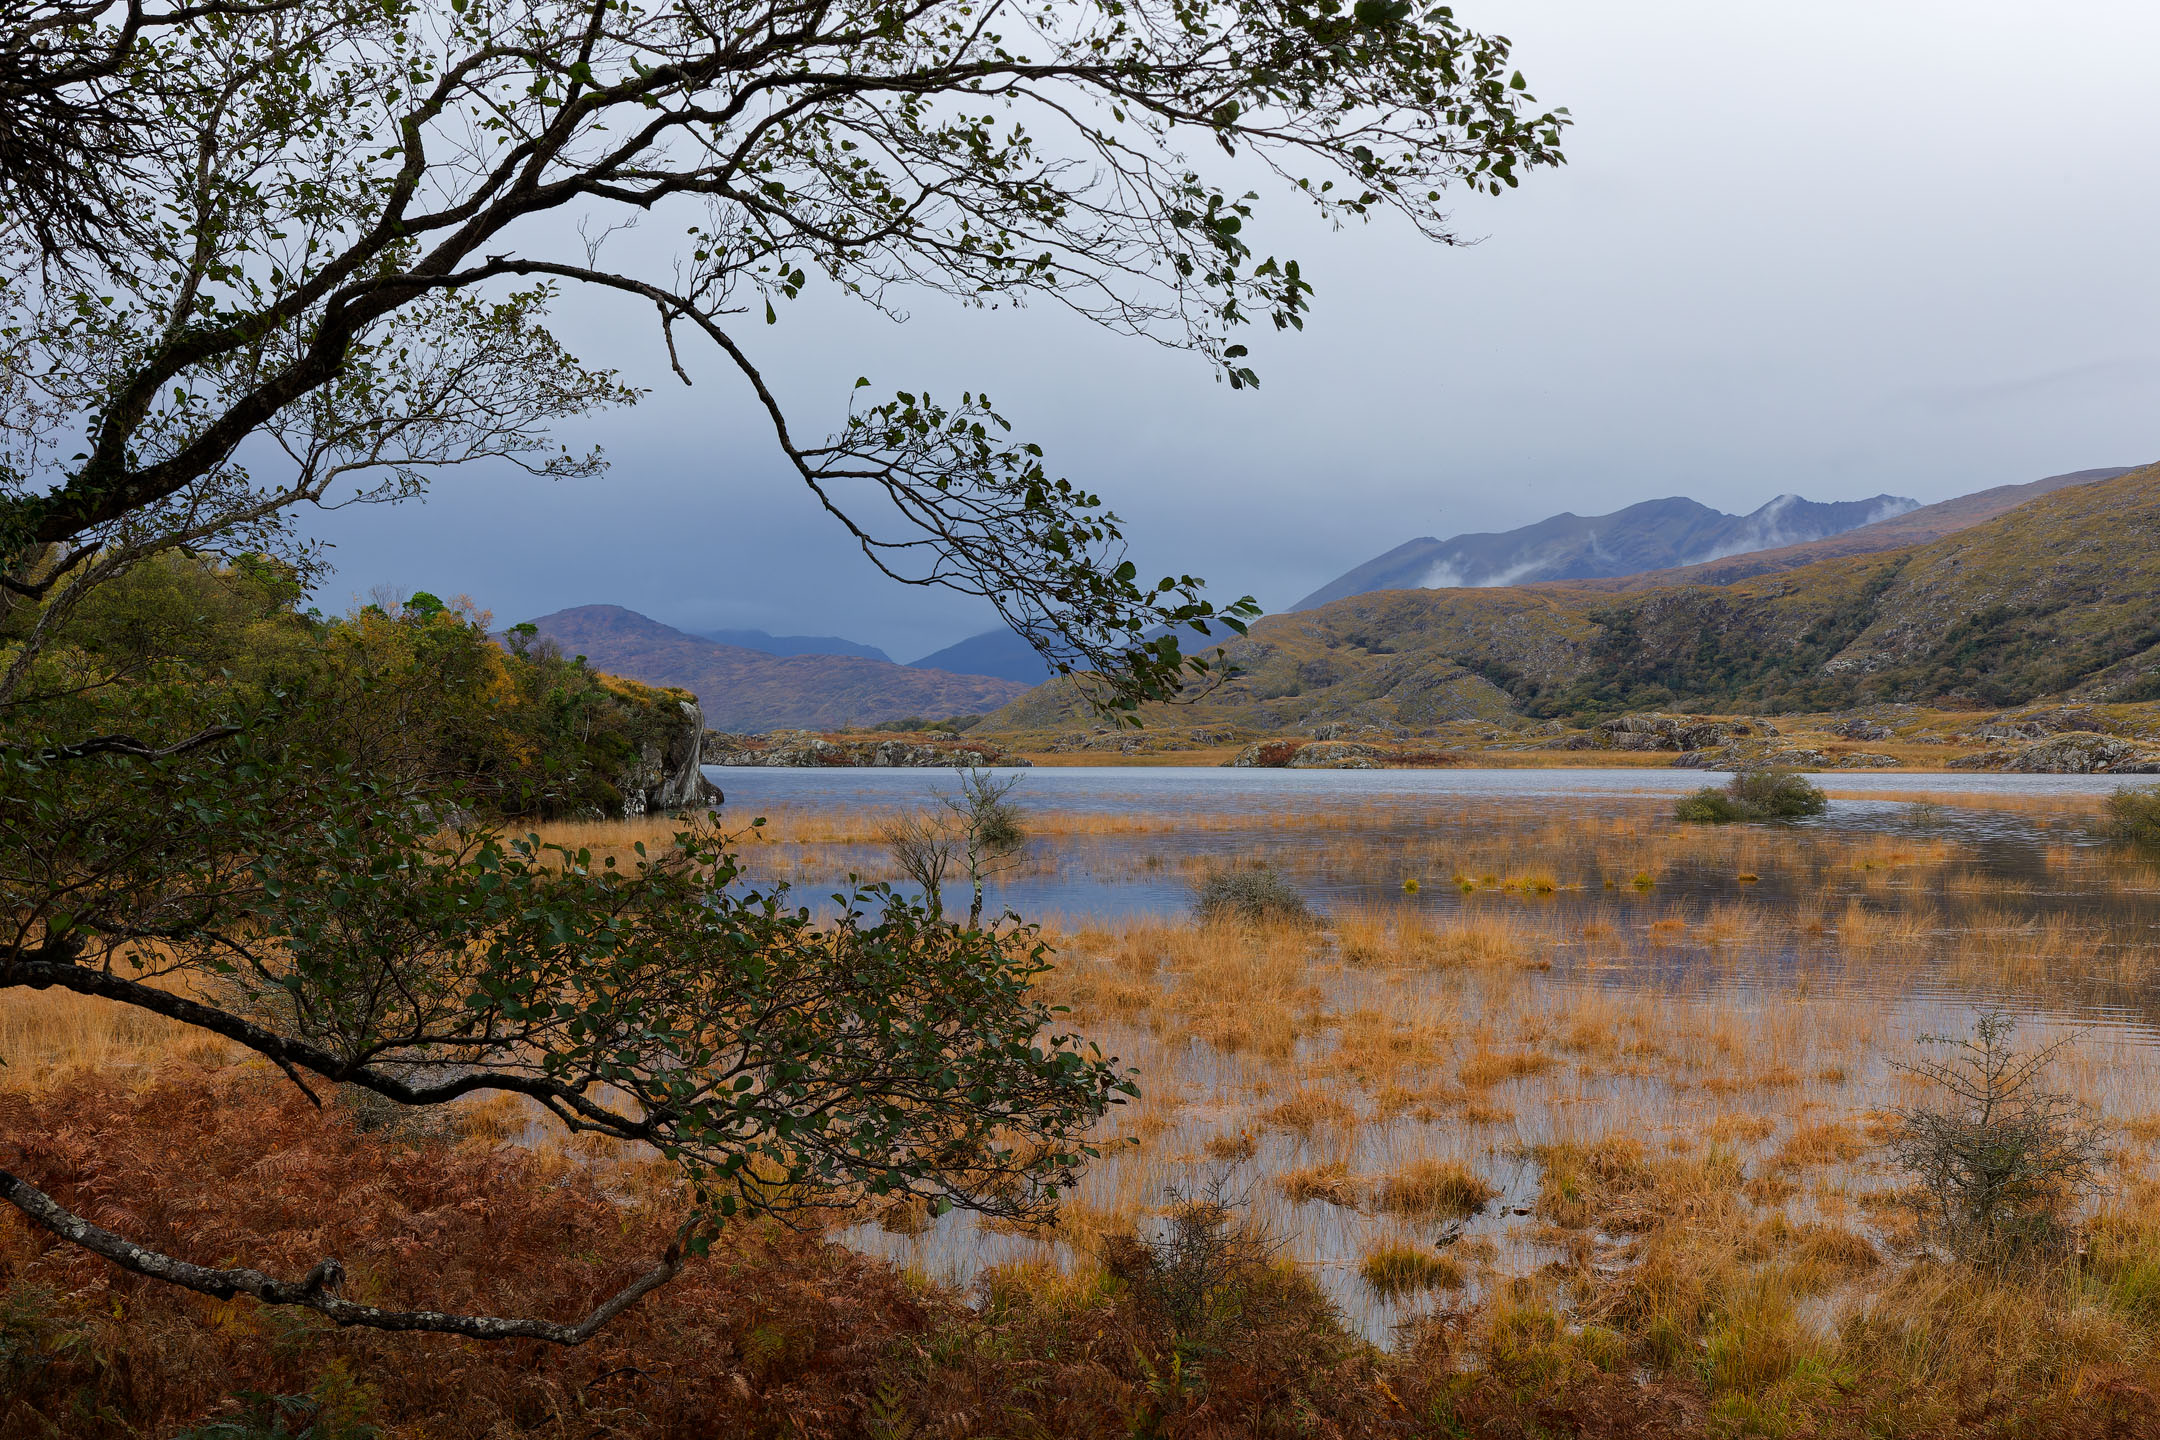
0;986;227;1089
1359;1241;1465;1297
21;788;2160;1435
1374;1158;1499;1221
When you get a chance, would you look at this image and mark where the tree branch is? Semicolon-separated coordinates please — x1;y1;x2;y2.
0;1166;685;1343
0;958;657;1137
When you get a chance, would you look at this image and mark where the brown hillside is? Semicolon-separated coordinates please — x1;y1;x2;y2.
527;605;1029;732
981;460;2160;732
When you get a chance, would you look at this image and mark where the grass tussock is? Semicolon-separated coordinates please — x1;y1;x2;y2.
1278;1161;1359;1208
1265;1087;1359;1136
1373;1158;1499;1221
1358;1242;1465;1298
1192;863;1316;926
1459;1046;1556;1089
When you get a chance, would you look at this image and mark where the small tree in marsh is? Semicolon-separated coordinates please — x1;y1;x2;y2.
883;805;959;914
880;762;1026;924
1887;1010;2110;1266
945;763;1028;928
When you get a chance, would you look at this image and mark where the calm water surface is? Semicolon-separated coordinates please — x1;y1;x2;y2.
705;763;2135;913
706;763;2132;812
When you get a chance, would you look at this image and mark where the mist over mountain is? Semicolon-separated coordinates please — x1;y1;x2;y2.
1291;493;1919;611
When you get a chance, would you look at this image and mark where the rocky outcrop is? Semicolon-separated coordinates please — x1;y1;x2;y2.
1956;706;2114;744
1285;741;1384;769
703;730;1031;768
1043;724;1242;756
1224;739;1392;768
618;697;724;814
1673;742;1898;771
1948;732;2160;774
1543;713;1777;754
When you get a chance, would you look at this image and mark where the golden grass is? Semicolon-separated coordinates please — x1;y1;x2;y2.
1459;1047;1555;1089
0;986;230;1091
1770;1119;1869;1171
27;781;2160;1432
1278;1161;1360;1207
1266;1087;1359;1136
1359;1241;1466;1297
1374;1158;1499;1221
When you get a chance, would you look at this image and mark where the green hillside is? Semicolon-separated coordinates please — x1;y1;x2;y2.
981;460;2160;732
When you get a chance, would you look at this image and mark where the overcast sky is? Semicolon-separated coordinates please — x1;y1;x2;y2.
302;0;2160;663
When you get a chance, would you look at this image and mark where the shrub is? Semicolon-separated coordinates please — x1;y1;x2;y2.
1675;769;1827;824
1100;1179;1274;1343
1729;769;1829;818
1192;865;1315;926
2106;784;2160;848
1887;1010;2110;1265
1673;788;1747;823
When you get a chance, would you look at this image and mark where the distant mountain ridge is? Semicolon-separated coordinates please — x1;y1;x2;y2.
1292;492;1919;610
908;628;1054;683
1543;466;2143;593
524;606;1029;732
694;627;892;662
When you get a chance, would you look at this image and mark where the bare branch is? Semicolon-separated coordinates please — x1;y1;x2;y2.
0;1166;685;1344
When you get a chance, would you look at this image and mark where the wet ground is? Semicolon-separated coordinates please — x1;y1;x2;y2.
707;765;2160;1341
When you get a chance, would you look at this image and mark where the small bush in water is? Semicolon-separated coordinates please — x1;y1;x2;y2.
1675;769;1827;824
1193;865;1314;925
2105;784;2160;848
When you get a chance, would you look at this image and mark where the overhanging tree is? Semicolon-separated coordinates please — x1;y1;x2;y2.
0;0;1567;1342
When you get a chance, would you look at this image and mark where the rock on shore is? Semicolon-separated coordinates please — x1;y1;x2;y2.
1224;739;1382;769
613;694;725;813
702;730;1031;768
1542;712;1778;753
1948;732;2160;774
